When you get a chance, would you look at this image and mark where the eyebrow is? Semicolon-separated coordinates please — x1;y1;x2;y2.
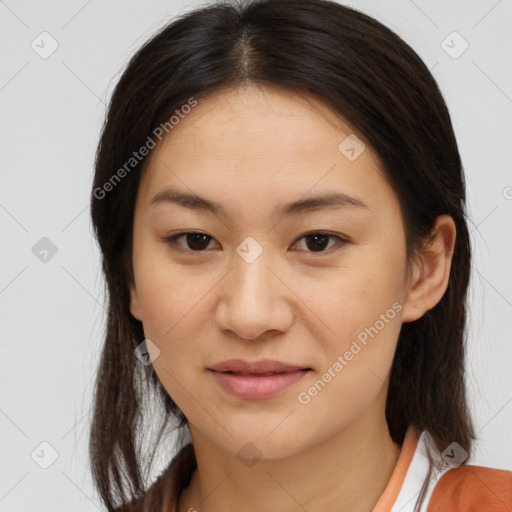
149;187;369;217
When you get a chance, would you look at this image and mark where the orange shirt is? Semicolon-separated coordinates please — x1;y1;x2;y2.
372;427;512;512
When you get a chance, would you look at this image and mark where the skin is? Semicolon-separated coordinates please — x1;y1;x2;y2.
129;84;456;512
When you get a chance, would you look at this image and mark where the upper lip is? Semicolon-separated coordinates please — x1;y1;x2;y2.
208;359;311;374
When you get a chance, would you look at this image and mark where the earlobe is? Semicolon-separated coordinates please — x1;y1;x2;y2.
401;215;456;323
129;282;143;321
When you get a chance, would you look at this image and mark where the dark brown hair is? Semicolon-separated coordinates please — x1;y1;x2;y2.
89;0;475;510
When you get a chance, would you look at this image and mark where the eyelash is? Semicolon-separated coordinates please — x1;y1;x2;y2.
162;230;348;255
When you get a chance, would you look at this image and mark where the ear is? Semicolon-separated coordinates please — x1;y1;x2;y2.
129;281;143;321
401;214;456;323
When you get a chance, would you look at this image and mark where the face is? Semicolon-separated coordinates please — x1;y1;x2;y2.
129;84;419;459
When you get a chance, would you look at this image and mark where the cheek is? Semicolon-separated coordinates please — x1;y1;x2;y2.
132;255;226;390
135;271;208;346
132;234;212;335
134;266;212;404
321;283;402;382
295;280;403;436
312;244;406;393
320;258;405;343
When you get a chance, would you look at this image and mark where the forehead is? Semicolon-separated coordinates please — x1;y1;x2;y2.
148;85;365;162
137;85;397;217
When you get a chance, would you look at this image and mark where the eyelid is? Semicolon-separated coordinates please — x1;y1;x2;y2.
162;230;349;255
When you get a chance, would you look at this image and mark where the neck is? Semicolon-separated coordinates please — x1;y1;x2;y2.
177;391;402;512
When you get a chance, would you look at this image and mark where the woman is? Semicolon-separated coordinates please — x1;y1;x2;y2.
89;0;512;511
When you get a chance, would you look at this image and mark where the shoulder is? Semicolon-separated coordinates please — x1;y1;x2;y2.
427;464;512;512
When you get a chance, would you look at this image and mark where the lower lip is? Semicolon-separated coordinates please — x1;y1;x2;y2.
208;369;310;399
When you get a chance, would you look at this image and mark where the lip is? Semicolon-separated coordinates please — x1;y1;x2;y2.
208;358;310;374
207;359;312;399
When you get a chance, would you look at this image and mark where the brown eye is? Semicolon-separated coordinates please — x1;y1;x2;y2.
303;233;330;252
164;232;218;252
185;233;212;250
292;231;347;253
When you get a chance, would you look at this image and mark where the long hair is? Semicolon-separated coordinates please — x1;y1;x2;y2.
89;0;475;510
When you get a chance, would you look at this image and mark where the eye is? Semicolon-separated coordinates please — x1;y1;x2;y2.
291;231;347;253
163;232;219;252
162;231;347;254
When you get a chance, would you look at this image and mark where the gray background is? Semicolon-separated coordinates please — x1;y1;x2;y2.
1;0;511;510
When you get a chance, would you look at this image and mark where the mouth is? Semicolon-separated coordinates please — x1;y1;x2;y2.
208;358;312;374
207;359;312;399
220;370;306;376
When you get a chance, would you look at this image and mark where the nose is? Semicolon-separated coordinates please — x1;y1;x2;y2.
215;248;294;341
